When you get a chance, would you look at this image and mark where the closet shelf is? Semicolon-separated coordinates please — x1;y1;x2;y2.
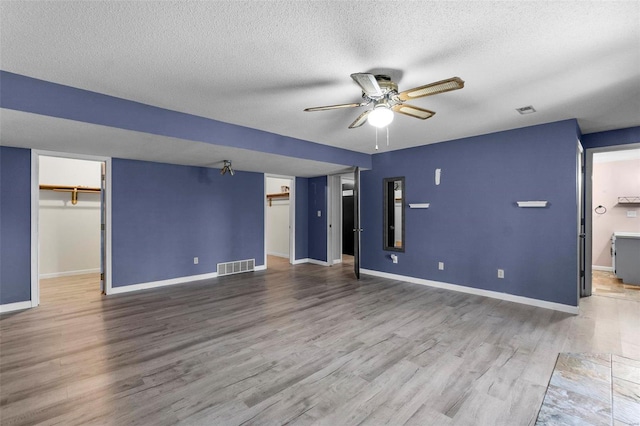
39;184;101;205
617;196;640;205
266;192;289;207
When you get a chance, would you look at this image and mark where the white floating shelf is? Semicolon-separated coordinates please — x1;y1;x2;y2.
516;201;548;208
409;203;430;209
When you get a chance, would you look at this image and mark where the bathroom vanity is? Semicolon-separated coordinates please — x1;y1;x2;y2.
612;232;640;285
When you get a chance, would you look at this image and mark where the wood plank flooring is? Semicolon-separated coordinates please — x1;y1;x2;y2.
1;257;639;425
593;270;640;302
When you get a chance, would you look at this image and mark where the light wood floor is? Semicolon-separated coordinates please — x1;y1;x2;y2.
593;269;640;302
1;258;638;425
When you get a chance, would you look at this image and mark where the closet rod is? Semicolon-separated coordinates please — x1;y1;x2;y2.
39;184;101;205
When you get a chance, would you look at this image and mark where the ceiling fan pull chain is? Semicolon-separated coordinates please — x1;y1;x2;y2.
375;128;379;150
386;126;390;147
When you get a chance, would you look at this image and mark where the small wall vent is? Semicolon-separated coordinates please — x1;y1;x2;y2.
217;259;255;277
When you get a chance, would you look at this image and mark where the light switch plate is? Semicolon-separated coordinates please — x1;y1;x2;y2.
627;211;637;218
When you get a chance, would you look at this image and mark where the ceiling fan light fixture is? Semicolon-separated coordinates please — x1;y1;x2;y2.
368;105;394;128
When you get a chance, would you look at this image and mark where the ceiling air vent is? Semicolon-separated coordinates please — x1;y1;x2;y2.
516;105;536;115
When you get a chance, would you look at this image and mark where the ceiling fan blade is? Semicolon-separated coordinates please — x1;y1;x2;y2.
398;77;464;101
348;110;371;129
350;73;383;97
392;104;436;120
304;102;364;112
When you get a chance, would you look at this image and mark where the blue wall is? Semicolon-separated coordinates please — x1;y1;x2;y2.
0;147;31;304
295;177;309;260
111;159;264;287
581;127;640;150
361;120;581;306
308;176;327;262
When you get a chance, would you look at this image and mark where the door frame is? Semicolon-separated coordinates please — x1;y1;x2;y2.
577;140;584;300
264;174;296;266
327;172;355;266
31;150;113;306
584;142;640;297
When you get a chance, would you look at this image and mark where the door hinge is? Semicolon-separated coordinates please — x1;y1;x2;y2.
100;273;104;281
101;224;105;231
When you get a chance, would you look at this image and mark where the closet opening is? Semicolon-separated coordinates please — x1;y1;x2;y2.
265;175;295;267
31;151;112;306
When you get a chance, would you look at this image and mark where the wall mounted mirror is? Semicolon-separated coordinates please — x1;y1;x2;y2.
383;177;405;252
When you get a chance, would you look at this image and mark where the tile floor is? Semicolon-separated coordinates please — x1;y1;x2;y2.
536;353;640;425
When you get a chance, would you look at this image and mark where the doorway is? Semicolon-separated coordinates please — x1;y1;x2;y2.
31;151;112;306
265;175;295;266
584;144;640;301
328;172;356;265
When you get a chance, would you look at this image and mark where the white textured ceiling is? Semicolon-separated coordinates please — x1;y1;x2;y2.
1;1;639;171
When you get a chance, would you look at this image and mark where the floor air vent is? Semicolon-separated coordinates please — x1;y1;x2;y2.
217;259;255;277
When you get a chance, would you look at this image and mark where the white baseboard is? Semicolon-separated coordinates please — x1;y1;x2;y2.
592;265;613;272
108;265;267;295
40;268;100;279
332;259;343;264
109;272;218;295
292;258;330;266
0;300;33;314
360;269;579;315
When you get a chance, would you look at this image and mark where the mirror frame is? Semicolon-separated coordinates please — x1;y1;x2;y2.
383;176;405;252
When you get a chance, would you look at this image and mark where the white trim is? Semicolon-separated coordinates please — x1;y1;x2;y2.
39;268;100;279
109;272;219;294
32;150;113;302
0;301;33;314
109;266;266;295
31;152;39;307
592;265;613;272
291;258;330;266
307;258;330;266
360;269;579;315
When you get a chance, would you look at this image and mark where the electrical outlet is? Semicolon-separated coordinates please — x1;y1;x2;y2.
438;262;444;270
497;269;504;279
194;257;199;265
317;210;322;217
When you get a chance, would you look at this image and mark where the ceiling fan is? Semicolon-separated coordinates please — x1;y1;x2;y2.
304;73;464;129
